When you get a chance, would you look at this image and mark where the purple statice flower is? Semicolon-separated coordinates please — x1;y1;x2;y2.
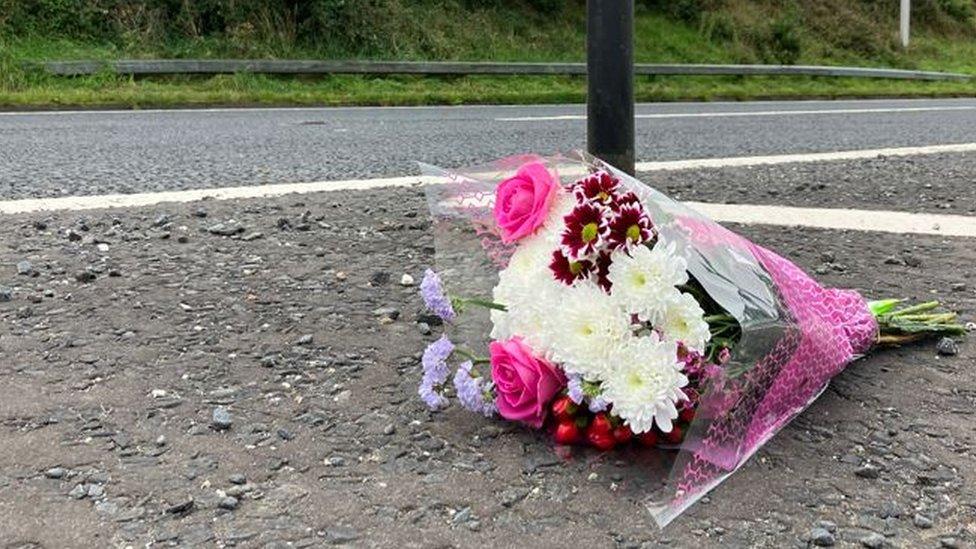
420;269;456;322
418;335;454;410
566;374;585;405
588;394;609;413
453;361;497;417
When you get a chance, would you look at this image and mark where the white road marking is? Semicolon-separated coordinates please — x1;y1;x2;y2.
684;202;976;238
2;143;975;237
634;142;976;171
497;106;976;121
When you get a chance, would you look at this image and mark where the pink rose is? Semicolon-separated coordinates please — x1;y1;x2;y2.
493;161;559;243
490;337;566;428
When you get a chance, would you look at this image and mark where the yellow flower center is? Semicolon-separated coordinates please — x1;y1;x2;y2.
581;222;599;243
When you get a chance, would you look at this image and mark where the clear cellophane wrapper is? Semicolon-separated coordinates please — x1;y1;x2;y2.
421;152;877;527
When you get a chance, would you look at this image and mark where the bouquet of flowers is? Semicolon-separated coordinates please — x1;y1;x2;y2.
416;152;964;526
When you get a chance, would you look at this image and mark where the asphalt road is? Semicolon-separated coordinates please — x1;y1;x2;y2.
3;98;976;200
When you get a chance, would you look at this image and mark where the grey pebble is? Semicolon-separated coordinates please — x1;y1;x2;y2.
16;260;33;276
855;463;881;479
860;532;885;548
0;286;12;302
212;407;233;430
936;337;959;356
44;467;66;479
913;513;933;528
218;496;239;510
228;474;247;485
809;527;835;547
68;484;88;499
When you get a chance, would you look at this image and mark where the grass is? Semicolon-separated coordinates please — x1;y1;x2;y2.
2;72;973;110
2;7;976;109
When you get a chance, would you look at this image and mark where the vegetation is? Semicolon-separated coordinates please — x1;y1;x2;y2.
1;0;975;108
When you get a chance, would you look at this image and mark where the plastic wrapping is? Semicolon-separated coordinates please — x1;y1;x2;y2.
421;152;878;527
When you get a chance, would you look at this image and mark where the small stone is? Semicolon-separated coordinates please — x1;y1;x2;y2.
68;484;88;499
325;456;345;467
155;435;167;446
400;273;415;286
166;497;194;515
382;423;396;436
45;467;66;479
241;232;264;242
883;256;902;265
87;484;104;498
372;307;400;321
66;229;83;242
16;260;33;276
369;271;391;286
212;407;233;431
96;243;110;252
940;538;959;549
0;286;11;302
152;214;171;228
417;322;431;335
150;389;168;398
193;208;208;218
207;223;244;236
855;463;881;479
75;270;96;283
296;334;313;346
901;254;922;267
277;428;294;441
323;526;359;545
218;496;239;510
950;282;967;292
860;532;885;549
228;474;247;485
913;513;933;529
809;527;835;547
936;337;959;356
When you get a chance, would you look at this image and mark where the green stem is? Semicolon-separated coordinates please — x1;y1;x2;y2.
704;313;735;324
455;296;507;312
454;348;491;365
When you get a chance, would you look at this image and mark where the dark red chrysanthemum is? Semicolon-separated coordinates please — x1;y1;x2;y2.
606;204;654;249
561;202;607;258
608;191;641;212
549;250;594;285
572;171;620;206
594;251;613;292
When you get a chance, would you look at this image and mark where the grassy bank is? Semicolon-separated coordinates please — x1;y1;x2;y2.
2;2;976;108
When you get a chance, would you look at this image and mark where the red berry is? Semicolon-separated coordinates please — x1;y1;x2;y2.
663;425;684;444
587;428;617;451
589;413;613;436
612;424;633;444
637;431;659;447
550;396;577;423
553;421;580;445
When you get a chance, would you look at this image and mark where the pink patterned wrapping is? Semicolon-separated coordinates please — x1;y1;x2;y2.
420;152;879;527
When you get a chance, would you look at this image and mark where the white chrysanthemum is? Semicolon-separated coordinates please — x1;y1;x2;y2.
601;335;688;434
544;281;632;379
607;239;689;322
659;291;711;352
504;230;555;277
491;273;566;355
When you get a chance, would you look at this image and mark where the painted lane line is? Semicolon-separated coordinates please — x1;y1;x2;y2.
497;106;976;121
2;177;973;238
0;176;425;215
685;202;976;238
634;142;976;171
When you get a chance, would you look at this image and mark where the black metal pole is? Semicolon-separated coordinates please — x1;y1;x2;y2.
587;0;635;175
